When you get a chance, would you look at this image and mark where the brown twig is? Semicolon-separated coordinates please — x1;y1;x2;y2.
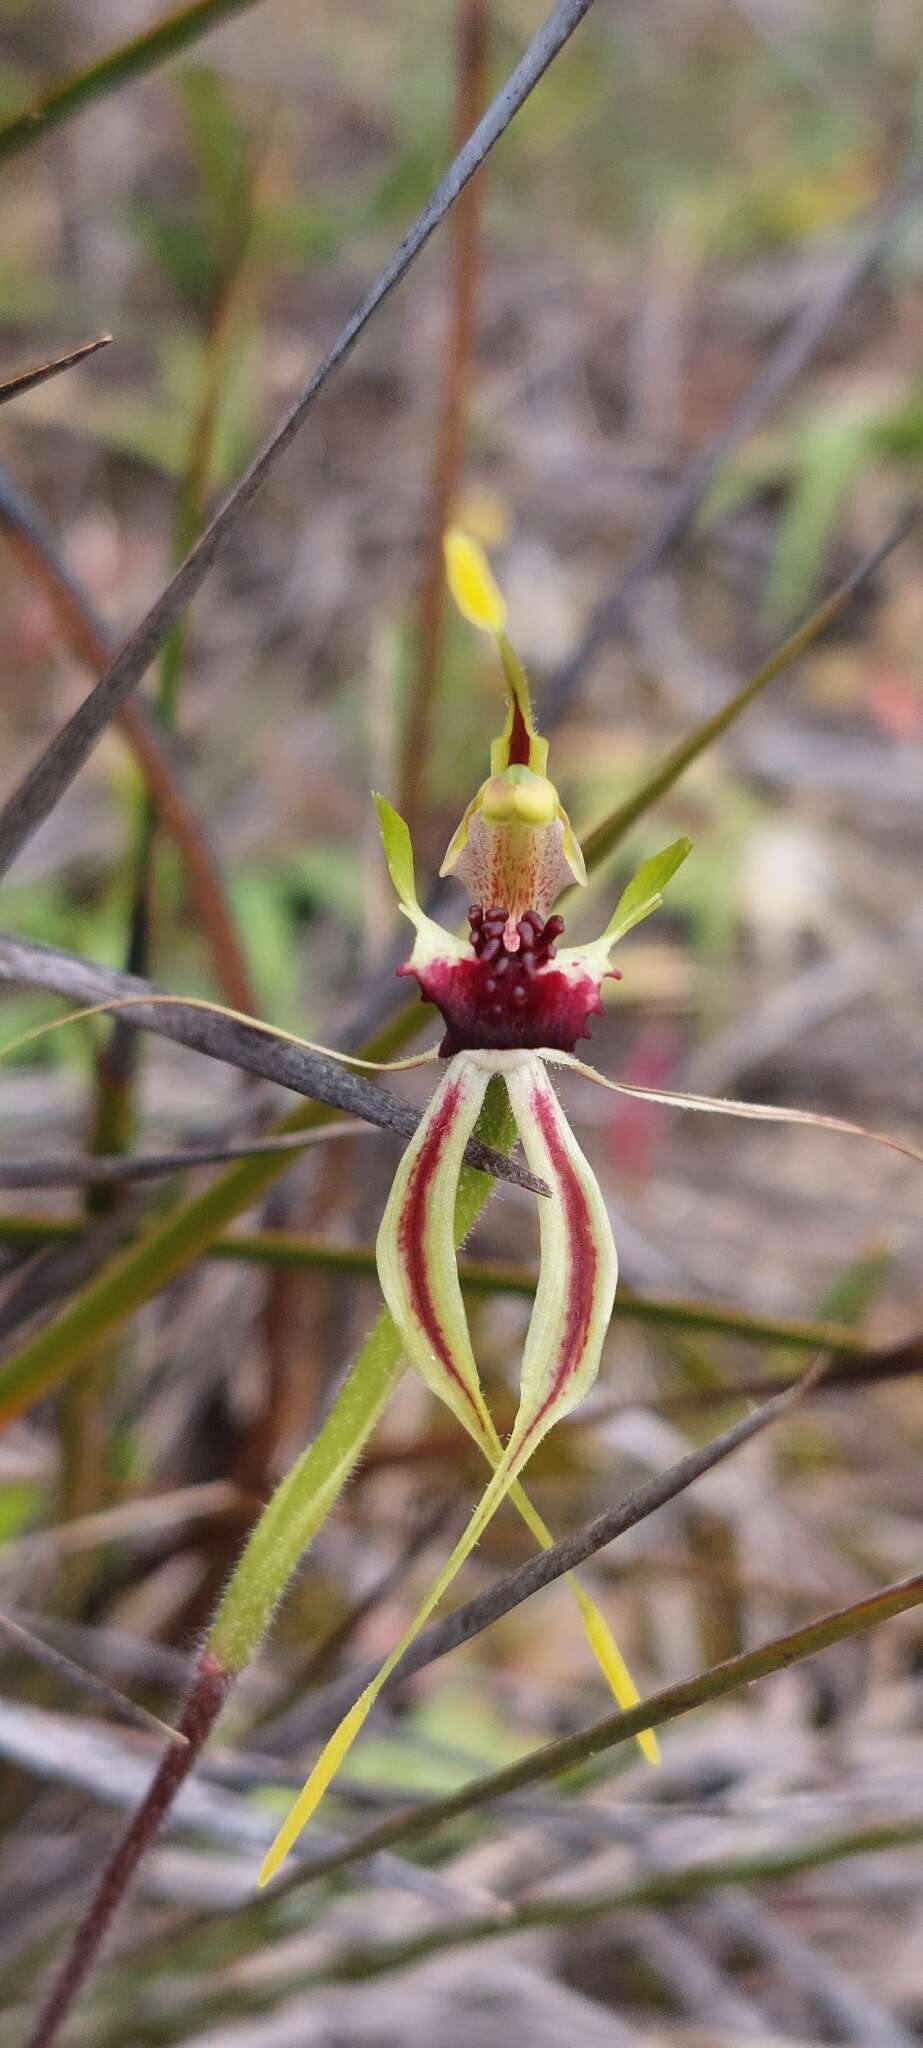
0;1611;186;1748
0;471;255;1013
398;0;490;836
0;336;111;406
23;1652;231;2048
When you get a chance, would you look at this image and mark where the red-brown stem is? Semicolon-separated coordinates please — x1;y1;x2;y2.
398;0;490;836
25;1652;232;2048
0;521;255;1014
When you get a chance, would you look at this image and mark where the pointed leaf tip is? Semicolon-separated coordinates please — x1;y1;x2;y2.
444;529;507;636
605;836;692;946
374;792;418;911
259;1693;372;1885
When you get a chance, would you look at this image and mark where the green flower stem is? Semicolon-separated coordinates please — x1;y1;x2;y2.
0;1213;872;1356
207;1078;515;1674
208;1311;402;1672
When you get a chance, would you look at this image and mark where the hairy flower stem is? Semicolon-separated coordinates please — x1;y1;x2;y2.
25;1653;231;2048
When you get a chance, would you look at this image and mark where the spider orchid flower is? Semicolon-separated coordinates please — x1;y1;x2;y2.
258;535;690;1884
259;534;923;1887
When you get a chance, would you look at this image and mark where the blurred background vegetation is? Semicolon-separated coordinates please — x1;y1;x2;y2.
0;3;922;2044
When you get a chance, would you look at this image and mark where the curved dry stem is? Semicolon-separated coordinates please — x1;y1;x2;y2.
549;1051;923;1171
0;465;256;1011
0;989;441;1075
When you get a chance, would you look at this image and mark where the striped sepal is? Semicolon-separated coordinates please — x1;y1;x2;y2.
376;1052;495;1442
504;1058;618;1454
378;1053;656;1754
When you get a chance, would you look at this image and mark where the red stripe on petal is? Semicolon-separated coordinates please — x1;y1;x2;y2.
398;1078;480;1420
519;1080;597;1445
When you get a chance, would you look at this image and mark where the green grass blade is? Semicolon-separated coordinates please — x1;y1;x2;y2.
580;508;916;872
0;0;266;168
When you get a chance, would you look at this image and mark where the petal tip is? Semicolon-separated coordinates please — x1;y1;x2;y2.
444;529;507;636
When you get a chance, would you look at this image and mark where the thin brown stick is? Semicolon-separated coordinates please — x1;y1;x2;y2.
399;0;490;834
0;472;255;1013
23;1653;231;2048
0;336;111;406
0;1610;185;1747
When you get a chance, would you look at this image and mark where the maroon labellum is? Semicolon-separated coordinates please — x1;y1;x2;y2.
402;904;621;1055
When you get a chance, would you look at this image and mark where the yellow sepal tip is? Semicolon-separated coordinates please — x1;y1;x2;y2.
444;528;507;636
258;1694;373;1886
575;1585;660;1766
